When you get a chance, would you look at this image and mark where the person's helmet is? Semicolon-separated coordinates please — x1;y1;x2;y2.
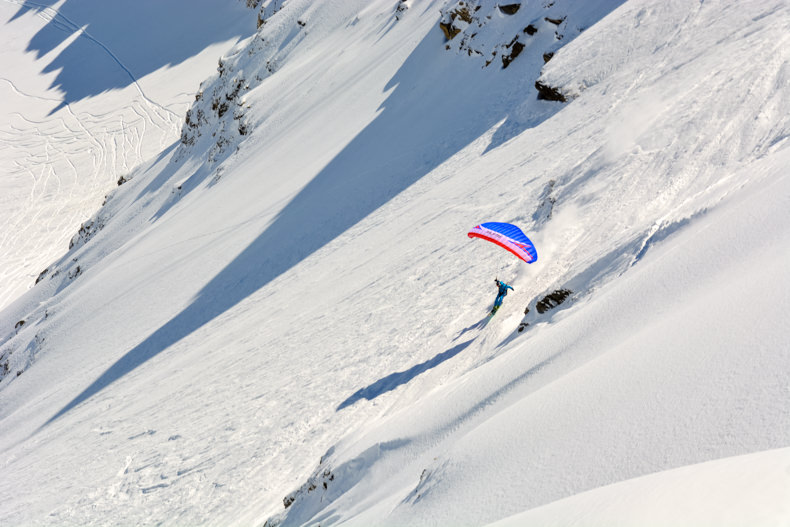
494;278;499;284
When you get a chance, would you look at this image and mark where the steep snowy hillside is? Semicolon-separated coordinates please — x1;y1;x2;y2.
0;0;254;310
1;0;789;525
490;447;790;526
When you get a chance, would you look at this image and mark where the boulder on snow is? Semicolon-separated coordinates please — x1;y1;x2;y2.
498;3;521;15
501;38;525;68
535;80;567;102
438;2;474;41
536;288;572;313
439;21;461;40
395;0;409;20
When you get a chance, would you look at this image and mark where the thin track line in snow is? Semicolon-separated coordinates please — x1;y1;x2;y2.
0;77;62;102
1;0;181;125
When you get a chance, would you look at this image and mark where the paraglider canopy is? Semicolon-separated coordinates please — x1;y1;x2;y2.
468;222;538;264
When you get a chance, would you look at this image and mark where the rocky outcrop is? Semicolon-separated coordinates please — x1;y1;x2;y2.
176;0;311;166
435;0;615;102
69;217;105;251
177;57;252;164
535;80;567;102
435;0;578;74
536;288;572;313
1;315;47;386
517;287;574;333
439;2;475;41
499;3;521;15
501;38;525;69
395;0;409;20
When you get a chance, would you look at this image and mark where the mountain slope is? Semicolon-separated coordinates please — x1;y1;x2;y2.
1;0;788;525
0;0;254;310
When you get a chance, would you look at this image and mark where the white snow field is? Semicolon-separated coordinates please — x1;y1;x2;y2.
1;0;789;525
0;0;254;310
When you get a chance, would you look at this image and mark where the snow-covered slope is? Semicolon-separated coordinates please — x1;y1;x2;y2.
489;447;790;527
271;144;790;526
1;0;789;525
0;0;254;310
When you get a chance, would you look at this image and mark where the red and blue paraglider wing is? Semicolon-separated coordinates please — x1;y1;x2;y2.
468;222;538;264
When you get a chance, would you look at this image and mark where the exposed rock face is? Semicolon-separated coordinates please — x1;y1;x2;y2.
435;0;622;102
440;20;462;41
517;287;573;332
395;0;409;20
499;3;521;15
177;0;292;164
535;80;567;102
439;2;475;41
178;57;251;164
536;288;572;313
69;218;104;251
436;0;574;71
501;39;525;68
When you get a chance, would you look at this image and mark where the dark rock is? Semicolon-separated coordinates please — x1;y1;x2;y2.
499;3;521;15
502;40;524;68
535;80;567;102
543;51;554;63
455;6;473;23
439;21;461;40
396;0;408;19
68;265;82;280
69;217;106;250
536;289;572;313
524;24;538;35
545;16;565;25
439;5;472;41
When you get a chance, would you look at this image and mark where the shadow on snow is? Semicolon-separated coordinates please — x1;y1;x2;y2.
43;22;567;427
7;0;252;114
337;339;475;411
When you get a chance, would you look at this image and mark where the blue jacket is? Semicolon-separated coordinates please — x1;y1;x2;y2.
495;280;513;297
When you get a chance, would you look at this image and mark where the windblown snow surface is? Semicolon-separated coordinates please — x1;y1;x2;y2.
1;0;789;525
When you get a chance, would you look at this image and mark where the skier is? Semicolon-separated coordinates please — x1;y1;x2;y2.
491;278;513;315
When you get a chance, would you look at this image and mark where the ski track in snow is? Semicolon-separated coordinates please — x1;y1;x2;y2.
0;0;188;310
2;0;181;123
0;77;179;309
